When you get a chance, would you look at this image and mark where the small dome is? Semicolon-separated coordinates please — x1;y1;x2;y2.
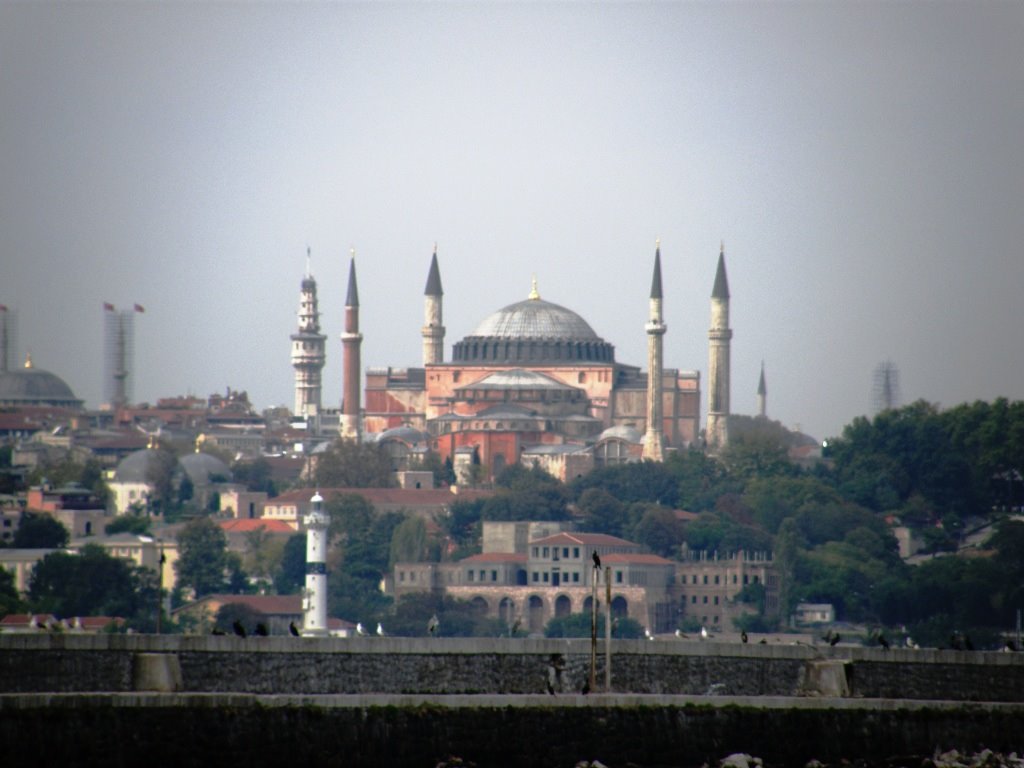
113;448;165;483
598;425;643;444
376;426;431;446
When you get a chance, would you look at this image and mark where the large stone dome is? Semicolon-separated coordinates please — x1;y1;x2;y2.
0;362;82;408
453;289;614;365
470;298;601;341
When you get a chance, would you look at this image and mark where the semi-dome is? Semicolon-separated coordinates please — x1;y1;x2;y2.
453;282;614;365
0;358;82;408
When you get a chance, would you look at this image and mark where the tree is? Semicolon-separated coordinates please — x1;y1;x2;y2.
386;592;510;638
27;544;159;629
274;533;306;595
14;512;69;548
175;517;229;598
576;488;627;537
0;567;24;618
630;503;685;557
105;513;151;536
389;516;428;568
145;445;180;516
314;440;394;488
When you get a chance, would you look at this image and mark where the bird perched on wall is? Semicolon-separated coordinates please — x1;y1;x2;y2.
644;627;655;641
356;622;367;636
741;630;748;644
581;679;590;696
289;621;301;637
876;632;889;650
700;626;709;640
232;620;247;638
674;629;688;639
592;551;601;569
830;632;841;647
427;614;439;636
254;623;269;637
376;622;385;637
510;617;521;637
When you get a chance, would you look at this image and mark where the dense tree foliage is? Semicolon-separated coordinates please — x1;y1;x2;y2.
13;512;69;548
0;567;24;617
386;593;506;637
27;544;160;629
104;513;152;536
313;440;394;488
544;612;644;639
274;533;306;595
175;516;246;599
230;456;277;496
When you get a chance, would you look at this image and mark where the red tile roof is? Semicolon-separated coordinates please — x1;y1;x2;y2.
218;519;295;534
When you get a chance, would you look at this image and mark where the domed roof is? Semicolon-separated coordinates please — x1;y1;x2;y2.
453;282;615;365
113;448;165;483
470;297;601;341
179;451;233;485
375;425;430;446
0;360;82;407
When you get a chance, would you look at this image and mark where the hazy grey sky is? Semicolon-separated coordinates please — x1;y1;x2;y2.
2;1;1022;441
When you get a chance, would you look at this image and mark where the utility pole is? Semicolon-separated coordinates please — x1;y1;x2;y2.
604;566;612;691
590;563;598;693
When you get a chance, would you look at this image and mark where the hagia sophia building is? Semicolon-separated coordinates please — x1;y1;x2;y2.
290;244;736;483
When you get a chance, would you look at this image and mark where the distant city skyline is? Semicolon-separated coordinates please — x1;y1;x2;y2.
3;2;1022;441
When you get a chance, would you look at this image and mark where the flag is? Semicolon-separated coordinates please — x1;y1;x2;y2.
134;304;145;313
103;302;115;312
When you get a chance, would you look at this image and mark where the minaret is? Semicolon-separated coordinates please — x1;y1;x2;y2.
706;243;732;451
422;245;445;366
0;305;10;372
757;361;767;418
339;252;363;441
642;241;666;462
290;248;327;419
302;491;329;636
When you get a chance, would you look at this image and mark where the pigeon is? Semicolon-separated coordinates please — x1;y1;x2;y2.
232;620;247;638
427;614;439;635
289;621;301;637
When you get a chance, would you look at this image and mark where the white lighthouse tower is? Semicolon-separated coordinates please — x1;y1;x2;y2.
302;491;329;636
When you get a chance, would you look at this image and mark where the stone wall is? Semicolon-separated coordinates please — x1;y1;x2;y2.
2;634;1024;701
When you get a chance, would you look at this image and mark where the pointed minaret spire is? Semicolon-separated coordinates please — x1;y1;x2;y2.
345;249;360;307
757;360;767;418
528;275;540;301
707;243;733;451
712;242;730;299
422;245;445;365
305;246;312;278
642;240;667;462
650;239;663;299
340;251;363;441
